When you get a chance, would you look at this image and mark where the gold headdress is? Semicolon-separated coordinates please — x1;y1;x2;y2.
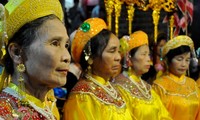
119;30;149;55
128;30;149;51
162;35;194;58
71;18;107;63
4;0;63;41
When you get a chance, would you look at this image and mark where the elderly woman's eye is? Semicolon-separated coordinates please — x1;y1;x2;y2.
176;58;183;61
51;40;60;46
186;58;190;62
65;43;69;49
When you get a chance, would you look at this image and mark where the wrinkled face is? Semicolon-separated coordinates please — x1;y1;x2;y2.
130;45;151;76
169;52;190;77
92;34;121;80
157;39;166;56
25;18;71;88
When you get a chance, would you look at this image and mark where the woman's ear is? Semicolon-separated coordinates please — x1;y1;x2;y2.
127;55;133;67
8;43;22;64
163;58;169;72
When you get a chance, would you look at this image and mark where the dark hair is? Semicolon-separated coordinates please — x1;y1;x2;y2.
152;32;167;65
3;14;59;75
129;47;140;57
122;46;139;71
166;45;191;64
79;29;112;71
157;32;167;45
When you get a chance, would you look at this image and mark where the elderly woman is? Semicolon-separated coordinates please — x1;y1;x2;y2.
0;0;71;119
153;35;200;120
113;31;172;120
63;18;133;120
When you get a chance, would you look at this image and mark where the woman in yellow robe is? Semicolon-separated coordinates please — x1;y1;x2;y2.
0;0;70;119
63;18;133;120
153;35;200;120
113;31;172;120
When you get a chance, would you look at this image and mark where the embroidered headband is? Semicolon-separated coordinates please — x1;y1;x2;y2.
71;18;107;63
162;35;194;58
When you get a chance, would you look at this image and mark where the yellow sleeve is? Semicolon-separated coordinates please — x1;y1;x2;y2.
63;94;99;120
152;83;167;103
151;90;172;120
196;78;200;88
195;84;200;120
115;85;171;120
152;83;170;114
114;85;135;117
63;92;133;120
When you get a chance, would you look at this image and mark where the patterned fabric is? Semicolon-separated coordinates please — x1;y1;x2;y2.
113;73;172;120
0;92;49;120
63;76;134;120
153;73;200;120
114;74;152;101
71;18;107;63
71;80;125;107
0;83;59;120
162;35;194;57
4;0;63;41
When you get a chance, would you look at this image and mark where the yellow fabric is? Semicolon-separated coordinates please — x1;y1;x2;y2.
114;73;172;120
196;78;200;88
153;73;200;120
63;74;134;120
128;30;149;51
119;36;130;55
162;35;194;58
8;83;60;120
4;0;63;41
156;70;164;79
71;18;107;63
64;93;134;120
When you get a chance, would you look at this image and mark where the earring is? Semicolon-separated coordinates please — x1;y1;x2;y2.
87;58;93;73
83;42;93;73
17;63;26;97
127;55;133;68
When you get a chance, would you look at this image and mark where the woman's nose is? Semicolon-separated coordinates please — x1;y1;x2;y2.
62;50;71;64
115;52;121;61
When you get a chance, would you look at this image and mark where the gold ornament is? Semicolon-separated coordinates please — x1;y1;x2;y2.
162;35;194;58
17;63;25;73
126;4;135;35
114;0;123;37
88;58;93;65
17;63;26;98
141;0;176;43
169;14;174;40
104;0;115;31
71;18;107;63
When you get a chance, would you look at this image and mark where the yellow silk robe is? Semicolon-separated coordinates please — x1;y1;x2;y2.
113;72;172;120
63;74;133;120
153;73;200;120
196;78;200;88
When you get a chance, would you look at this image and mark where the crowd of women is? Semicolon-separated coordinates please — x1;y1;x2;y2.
0;0;200;120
